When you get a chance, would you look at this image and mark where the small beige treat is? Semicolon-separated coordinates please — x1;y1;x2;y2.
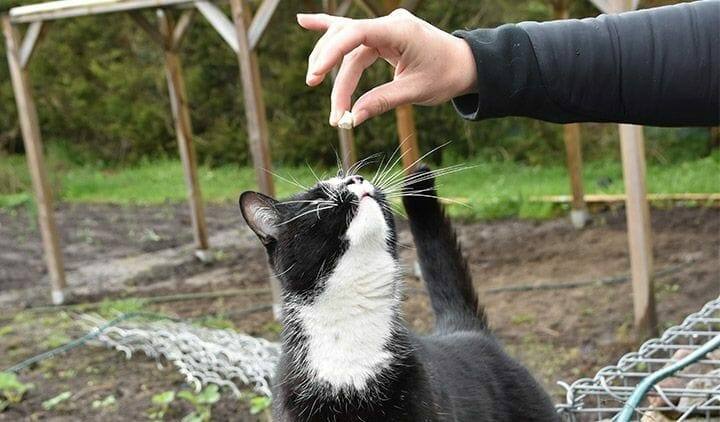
337;111;354;129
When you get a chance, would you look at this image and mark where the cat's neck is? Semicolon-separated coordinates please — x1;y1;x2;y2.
280;243;407;396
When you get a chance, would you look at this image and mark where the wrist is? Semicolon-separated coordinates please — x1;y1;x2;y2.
450;37;478;97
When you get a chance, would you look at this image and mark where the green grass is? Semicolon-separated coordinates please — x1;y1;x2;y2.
0;151;718;219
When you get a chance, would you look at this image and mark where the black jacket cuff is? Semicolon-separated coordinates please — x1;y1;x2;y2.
450;25;570;122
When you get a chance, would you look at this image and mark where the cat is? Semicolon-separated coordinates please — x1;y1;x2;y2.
239;164;558;421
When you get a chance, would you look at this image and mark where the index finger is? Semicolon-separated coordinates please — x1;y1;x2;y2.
307;18;394;84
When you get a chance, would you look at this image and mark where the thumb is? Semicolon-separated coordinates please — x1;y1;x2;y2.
296;13;343;31
350;78;415;126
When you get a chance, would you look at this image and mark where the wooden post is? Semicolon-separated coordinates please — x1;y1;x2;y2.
325;0;356;171
395;104;420;171
3;16;67;304
336;108;357;171
157;10;209;254
229;0;275;197
563;123;589;228
379;0;421;173
228;0;281;317
620;124;658;339
590;0;656;340
553;0;588;228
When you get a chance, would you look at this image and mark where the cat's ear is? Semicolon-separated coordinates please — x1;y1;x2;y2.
239;191;280;246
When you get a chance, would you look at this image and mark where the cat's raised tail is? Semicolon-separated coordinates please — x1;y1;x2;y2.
402;164;487;333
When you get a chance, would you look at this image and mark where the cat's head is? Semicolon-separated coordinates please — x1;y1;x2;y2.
239;171;396;299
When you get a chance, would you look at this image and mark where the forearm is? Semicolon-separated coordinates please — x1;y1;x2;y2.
453;1;720;127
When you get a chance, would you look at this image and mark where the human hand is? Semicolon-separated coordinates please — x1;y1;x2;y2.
297;9;477;127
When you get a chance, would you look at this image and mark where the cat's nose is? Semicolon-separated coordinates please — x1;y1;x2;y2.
345;175;364;185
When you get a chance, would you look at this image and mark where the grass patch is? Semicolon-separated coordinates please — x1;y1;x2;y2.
0;151;717;220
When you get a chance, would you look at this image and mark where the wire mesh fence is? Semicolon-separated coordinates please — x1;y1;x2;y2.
79;314;280;398
556;295;720;421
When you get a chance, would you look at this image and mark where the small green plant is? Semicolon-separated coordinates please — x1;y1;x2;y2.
148;390;176;420
0;326;13;337
98;298;146;317
0;372;33;411
196;316;235;331
262;321;283;336
42;391;71;411
92;394;117;410
249;395;271;415
178;385;221;422
58;369;77;379
42;332;72;349
510;313;535;325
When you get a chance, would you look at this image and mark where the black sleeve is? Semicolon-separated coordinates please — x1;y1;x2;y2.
451;0;720;127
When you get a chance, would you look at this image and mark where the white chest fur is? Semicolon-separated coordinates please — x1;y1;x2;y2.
295;199;400;392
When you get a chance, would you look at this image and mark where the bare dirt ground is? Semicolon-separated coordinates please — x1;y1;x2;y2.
0;202;718;420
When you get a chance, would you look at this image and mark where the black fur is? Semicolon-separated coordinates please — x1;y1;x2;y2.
402;164;487;332
240;168;557;421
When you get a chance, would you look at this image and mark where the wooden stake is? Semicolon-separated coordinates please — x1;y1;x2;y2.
158;10;209;252
325;0;356;171
3;16;67;304
19;21;46;68
589;0;657;341
552;1;588;229
395;104;420;171
563;123;589;228
229;0;275;197
620;124;658;340
380;0;421;173
228;0;280;317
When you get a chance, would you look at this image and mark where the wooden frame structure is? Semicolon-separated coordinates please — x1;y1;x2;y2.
4;0;658;339
3;0;282;304
2;0;422;306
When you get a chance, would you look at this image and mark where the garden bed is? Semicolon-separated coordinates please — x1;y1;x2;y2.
0;203;717;420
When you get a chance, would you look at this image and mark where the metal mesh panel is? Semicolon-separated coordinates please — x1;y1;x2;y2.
556;296;720;421
80;314;280;398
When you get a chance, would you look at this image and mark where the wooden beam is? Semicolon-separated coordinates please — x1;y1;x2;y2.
553;1;588;228
172;9;195;49
399;0;421;11
395;104;420;171
336;0;353;16
228;0;274;196
130;11;164;47
563;123;589;227
596;0;656;341
325;0;357;170
10;0;192;23
19;21;46;68
378;0;421;173
195;0;239;53
247;0;280;50
158;10;209;252
620;124;658;340
592;0;640;14
588;0;611;13
329;67;357;170
2;16;67;304
229;0;280;318
530;193;720;204
354;0;380;17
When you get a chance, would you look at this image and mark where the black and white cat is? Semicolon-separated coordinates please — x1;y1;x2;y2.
239;165;557;421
